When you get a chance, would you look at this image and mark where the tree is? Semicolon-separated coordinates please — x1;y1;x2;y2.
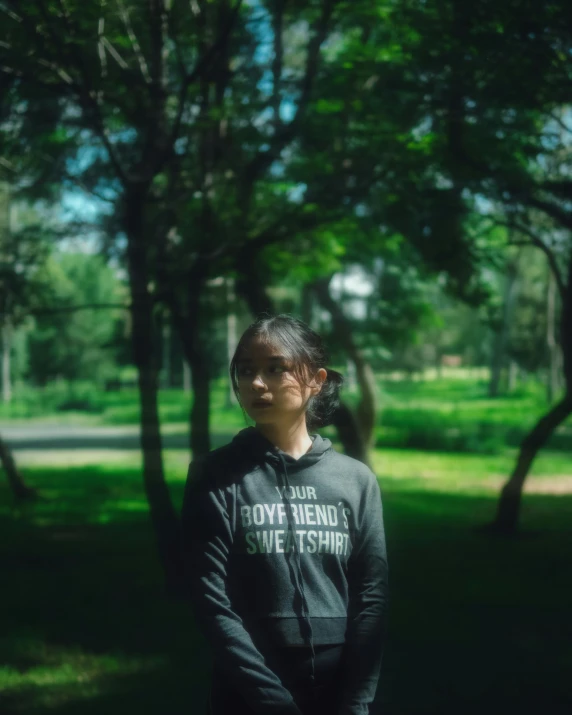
0;183;55;501
2;0;238;591
487;218;571;534
377;0;572;533
149;0;354;461
27;251;123;387
0;0;366;592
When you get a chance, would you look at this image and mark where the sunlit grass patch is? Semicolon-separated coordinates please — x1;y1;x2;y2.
0;640;164;710
372;449;572;495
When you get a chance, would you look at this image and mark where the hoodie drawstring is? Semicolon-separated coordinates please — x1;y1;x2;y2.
278;453;316;690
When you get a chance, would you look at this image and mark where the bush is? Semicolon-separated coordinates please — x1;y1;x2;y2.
375;409;508;454
2;380;105;417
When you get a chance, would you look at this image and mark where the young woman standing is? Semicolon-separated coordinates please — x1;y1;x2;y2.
181;314;389;715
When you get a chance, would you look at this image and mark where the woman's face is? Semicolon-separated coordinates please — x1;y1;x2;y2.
236;337;325;427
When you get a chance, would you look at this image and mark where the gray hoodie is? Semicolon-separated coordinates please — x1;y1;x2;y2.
181;426;389;715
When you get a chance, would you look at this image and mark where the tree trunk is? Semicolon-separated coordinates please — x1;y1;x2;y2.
481;394;572;535
561;251;572;388
167;264;212;461
346;358;357;391
185;271;211;459
330;402;370;464
489;255;518;397
182;359;191;392
189;346;211;458
508;360;519;392
300;282;314;326
483;251;572;536
226;278;238;408
235;270;275;316
546;268;562;404
313;276;377;467
0;434;36;501
124;189;184;597
161;309;172;389
2;317;11;403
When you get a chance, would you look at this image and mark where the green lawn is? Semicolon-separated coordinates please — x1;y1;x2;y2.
1;374;571;713
2;442;571;714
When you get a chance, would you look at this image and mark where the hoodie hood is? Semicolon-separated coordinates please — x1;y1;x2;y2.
231;426;333;471
231;426;333;685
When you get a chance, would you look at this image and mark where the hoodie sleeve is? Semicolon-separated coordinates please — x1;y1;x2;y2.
181;459;303;715
338;472;389;715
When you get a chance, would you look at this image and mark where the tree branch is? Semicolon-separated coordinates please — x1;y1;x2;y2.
0;4;22;22
116;0;151;83
36;58;74;85
30;0;130;185
2;2;76;91
97;17;108;79
519;194;572;232
164;0;188;80
148;0;167;92
231;206;338;287
62;172;117;204
101;37;130;71
538;180;572;200
272;0;285;131
495;219;566;302
240;0;337;200
167;0;243;155
548;111;572;136
0;157;16;172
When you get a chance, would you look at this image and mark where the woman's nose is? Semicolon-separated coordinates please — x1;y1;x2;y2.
251;373;267;390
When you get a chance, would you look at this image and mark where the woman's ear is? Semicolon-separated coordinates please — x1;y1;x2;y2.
311;368;328;395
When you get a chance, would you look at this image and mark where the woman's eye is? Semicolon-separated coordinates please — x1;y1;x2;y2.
237;364;288;378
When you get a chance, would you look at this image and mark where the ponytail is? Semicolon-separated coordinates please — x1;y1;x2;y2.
306;368;344;430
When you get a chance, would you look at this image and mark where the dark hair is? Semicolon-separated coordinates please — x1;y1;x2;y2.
230;313;344;430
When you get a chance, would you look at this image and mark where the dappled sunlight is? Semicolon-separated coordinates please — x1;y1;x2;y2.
519;477;572;494
1;448;571;715
0;640;164;711
3;0;571;710
372;448;572;495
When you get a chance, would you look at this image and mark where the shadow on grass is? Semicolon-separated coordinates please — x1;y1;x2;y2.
1;468;572;715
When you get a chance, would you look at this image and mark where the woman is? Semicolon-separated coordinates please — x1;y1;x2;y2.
181;314;389;715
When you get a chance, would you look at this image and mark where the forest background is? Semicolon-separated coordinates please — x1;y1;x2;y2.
1;1;571;713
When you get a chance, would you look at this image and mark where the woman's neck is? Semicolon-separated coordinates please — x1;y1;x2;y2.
255;418;313;460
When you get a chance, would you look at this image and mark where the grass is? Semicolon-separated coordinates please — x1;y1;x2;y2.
2;442;572;715
0;457;203;715
1;372;571;714
372;374;572;453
